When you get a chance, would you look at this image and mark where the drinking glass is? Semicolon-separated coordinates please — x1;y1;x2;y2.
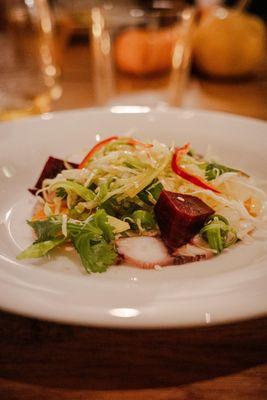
90;1;195;107
0;0;61;121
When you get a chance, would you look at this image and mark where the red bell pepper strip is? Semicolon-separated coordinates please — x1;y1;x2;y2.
171;143;221;194
78;136;118;169
78;136;153;169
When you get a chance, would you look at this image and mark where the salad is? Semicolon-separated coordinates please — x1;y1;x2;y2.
17;136;266;273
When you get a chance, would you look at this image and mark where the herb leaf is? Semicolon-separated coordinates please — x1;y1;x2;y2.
28;219;62;242
56;187;67;199
138;179;163;205
72;234;117;273
92;209;114;241
69;210;116;272
132;210;156;231
200;214;237;253
21;210;117;273
17;237;65;260
204;162;240;181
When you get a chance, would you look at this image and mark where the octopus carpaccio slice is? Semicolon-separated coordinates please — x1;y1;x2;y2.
173;242;214;264
116;236;174;269
116;236;213;269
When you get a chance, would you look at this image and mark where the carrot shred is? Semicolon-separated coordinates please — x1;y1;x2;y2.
126;138;153;148
31;205;69;221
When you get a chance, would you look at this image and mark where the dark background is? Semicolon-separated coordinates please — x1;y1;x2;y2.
140;0;267;20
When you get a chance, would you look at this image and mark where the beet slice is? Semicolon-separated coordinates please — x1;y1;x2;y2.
154;191;214;249
29;157;78;195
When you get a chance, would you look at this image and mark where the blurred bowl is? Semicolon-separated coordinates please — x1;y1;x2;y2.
193;7;266;78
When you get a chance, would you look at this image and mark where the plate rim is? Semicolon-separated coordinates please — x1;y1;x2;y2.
1;105;267;128
1;107;267;328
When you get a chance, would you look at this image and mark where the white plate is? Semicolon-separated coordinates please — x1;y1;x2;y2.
0;107;267;328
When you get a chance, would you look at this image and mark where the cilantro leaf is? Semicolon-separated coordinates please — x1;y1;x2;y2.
93;209;114;241
71;234;117;273
56;187;67;199
28;219;62;242
67;221;103;241
101;196;139;218
68;210;116;272
21;210;117;273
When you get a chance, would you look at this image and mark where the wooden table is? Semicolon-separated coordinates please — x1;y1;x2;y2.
1;42;267;400
1;312;267;400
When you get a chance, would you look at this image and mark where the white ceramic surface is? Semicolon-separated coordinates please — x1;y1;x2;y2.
0;107;267;328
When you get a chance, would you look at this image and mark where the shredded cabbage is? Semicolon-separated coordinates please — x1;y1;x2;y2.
26;136;266;270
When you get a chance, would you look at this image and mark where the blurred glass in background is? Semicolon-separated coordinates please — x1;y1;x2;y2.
49;0;266;112
52;0;92;63
0;0;266;119
0;0;61;121
90;1;194;107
